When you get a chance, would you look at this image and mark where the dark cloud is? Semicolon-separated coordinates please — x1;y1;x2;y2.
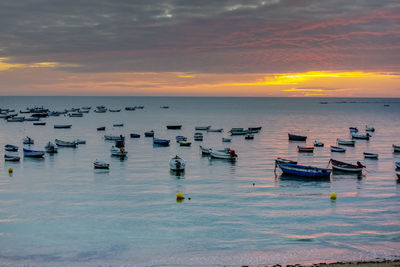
0;0;399;73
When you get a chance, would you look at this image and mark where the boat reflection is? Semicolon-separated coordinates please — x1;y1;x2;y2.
277;173;331;182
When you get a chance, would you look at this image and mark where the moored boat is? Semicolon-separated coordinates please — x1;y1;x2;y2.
23;136;34;144
200;145;211;154
329;159;365;172
194;132;203;141
97;126;106;131
222;137;231;142
178;141;191;146
393;144;400;152
207;128;223;132
7;117;24;122
125;107;135;111
351;132;371;140
275;161;331;178
349;127;358;133
144;130;154;137
331;146;346;152
130;133;140;138
297;146;314;153
68;113;83;117
365;125;375;132
153;138;170;146
55;139;77;147
288;133;307;141
104;135;124;141
363;152;378;159
166;125;182;130
176;136;187;142
109;109;121;112
111;146;128;157
113;123;124;127
337;138;355;146
5;144;18;152
23;148;45;158
209;148;238;160
54;124;72;129
395;161;400;168
230;129;248;135
94;160;109;169
313;141;324;147
74;139;86;144
24;117;40;121
5;154;20;161
275;158;298;165
244;134;254;140
33;122;46;126
195;126;211;130
45;142;58;153
169;155;185;171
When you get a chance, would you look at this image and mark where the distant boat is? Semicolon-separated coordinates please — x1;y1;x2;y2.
351;132;371;140
200;146;212;154
45;142;58;153
23;136;34;144
144;130;154;137
153;138;170;146
393;144;400;152
5;144;18;152
74;139;86;144
363;152;378;159
349;127;358;133
134;106;144;109
68;113;83;117
207;128;223;132
160;106;169;109
329;159;365;172
275;158;298;165
111;146;128;157
125;107;135;111
230;129;248;135
109;109;121;112
319;101;328;104
55;139;77;148
23;148;44;158
24;117;40;121
331;145;346;152
97;126;106;131
94;108;107;113
7;117;24;122
113;123;124;127
178;141;191;147
54;124;72;129
248;127;262;131
209;148;238;160
130;133;140;138
288;133;307;141
244;134;254;140
275;161;331;178
195;126;211;130
222;137;231;142
194;132;203;141
94;160;109;169
166;125;182;130
104;135;124;141
33;122;46;126
5;154;20;161
395;162;400;168
170;155;185;171
365;125;375;132
176;136;187;142
81;106;91;110
313;141;324;147
337;138;355;146
297;146;314;153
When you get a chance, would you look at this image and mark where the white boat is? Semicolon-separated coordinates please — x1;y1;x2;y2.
329;159;365;172
23;136;34;144
104;135;124;141
365;125;375;132
331;145;346;152
111;146;128;157
55;139;77;147
363;152;378;159
222;137;231;142
194;133;203;141
209;148;238;160
45;142;58;153
74;139;86;144
169;155;185;171
5;154;20;161
200;145;212;154
195;126;211;130
351;132;371;140
313;141;324;147
207;128;223;132
94;160;109;169
393;144;400;152
337;138;355;146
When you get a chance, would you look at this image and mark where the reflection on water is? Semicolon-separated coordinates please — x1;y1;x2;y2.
0;97;399;266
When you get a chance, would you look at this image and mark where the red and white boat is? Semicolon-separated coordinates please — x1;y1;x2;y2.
329;159;365;172
94;160;109;169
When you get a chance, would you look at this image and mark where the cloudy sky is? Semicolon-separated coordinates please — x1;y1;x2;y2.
0;0;399;96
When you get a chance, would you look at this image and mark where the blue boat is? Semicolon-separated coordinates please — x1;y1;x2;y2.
275;161;331;178
130;133;141;138
176;136;187;142
153;138;170;146
144;130;154;137
5;144;18;152
23;148;45;158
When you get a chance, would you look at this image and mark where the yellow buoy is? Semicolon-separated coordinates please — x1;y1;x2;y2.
176;192;184;200
330;192;337;200
8;168;13;173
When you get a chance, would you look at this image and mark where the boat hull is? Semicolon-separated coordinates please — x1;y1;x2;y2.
277;162;331;178
288;134;307;141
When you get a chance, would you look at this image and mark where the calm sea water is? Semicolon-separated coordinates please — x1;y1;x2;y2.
0;97;399;266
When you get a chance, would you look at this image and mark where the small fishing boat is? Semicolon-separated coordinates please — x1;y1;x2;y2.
275;158;298;165
365;125;375;132
314;141;324;147
195;126;211;130
209;148;238;160
337;138;355;146
393;144;400;152
96;105;106;109
55;139;77;147
109;109;121;112
74;139;86;144
288;133;307;141
144;130;155;137
31;113;48;118
33;122;46;126
395;162;400;168
113;123;124;127
396;171;400;180
230;129;248;135
23;148;44;158
19;110;30;114
94;108;107;113
68;113;83;117
331;146;346;152
200;146;212;154
363;152;378;159
130;133;140;138
134;106;144;109
97;126;106;131
24;117;40;121
297;146;314;153
54;124;72;129
160;106;169;109
153;138;170;146
78;109;89;113
176;136;187;142
329;159;365;172
194;132;203;141
125;107;135;111
104;135;124;141
94;160;109;169
5;154;20;161
23;136;34;144
166;125;182;130
275;161;331;178
245;134;254;140
5;144;18;152
45;142;58;153
7;117;24;122
178;141;191;147
111;146;128;157
81;106;91;110
248;127;262;131
207;128;223;132
169;155;186;171
349;127;358;133
351;132;371;140
222;137;231;142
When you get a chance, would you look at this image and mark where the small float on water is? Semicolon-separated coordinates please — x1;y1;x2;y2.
97;126;106;131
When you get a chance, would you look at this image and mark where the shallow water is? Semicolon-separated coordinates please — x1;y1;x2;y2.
0;97;399;266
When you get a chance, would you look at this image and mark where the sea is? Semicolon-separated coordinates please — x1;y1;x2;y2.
0;96;399;266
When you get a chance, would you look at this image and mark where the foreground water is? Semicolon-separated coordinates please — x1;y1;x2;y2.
0;97;399;266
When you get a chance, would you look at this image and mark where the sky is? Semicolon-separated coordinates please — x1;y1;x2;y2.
0;0;399;97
